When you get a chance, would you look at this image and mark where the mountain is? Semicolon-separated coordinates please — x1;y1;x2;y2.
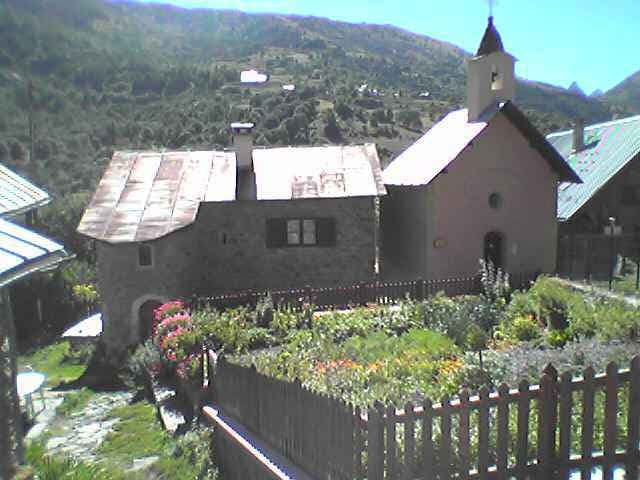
590;89;604;98
568;81;585;96
605;70;640;115
0;0;617;197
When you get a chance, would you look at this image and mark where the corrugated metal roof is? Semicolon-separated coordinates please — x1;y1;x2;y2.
548;115;640;221
383;102;580;186
77;150;236;243
0;164;50;216
252;144;386;200
0;218;69;288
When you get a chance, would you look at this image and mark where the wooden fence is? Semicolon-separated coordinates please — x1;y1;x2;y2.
208;355;359;480
206;354;640;480
190;272;537;312
365;359;640;480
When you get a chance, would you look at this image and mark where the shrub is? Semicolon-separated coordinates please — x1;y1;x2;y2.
504;315;542;342
125;339;163;388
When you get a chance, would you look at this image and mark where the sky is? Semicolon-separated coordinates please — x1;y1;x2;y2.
132;0;639;94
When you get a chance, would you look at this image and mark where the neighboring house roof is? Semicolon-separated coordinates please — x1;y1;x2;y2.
77;150;236;244
548;115;640;221
0;164;50;217
0;217;69;288
476;16;504;56
252;144;386;200
79;145;386;243
383;102;580;186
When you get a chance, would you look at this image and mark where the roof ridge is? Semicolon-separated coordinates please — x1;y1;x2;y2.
547;114;640;139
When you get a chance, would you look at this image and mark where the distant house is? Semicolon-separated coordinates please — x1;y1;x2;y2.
77;129;385;355
548;116;640;278
548;115;640;235
0;165;69;477
240;69;269;84
380;17;580;280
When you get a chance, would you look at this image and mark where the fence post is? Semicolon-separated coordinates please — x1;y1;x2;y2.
626;356;640;479
537;364;558;479
367;402;385;480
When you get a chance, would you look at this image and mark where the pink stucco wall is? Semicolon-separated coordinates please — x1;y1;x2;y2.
424;111;559;278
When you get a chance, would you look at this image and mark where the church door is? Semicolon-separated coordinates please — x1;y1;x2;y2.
484;231;503;269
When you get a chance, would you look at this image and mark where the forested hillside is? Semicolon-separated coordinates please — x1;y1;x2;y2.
0;0;624;198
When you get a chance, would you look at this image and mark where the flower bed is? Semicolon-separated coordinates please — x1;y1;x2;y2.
130;275;640;410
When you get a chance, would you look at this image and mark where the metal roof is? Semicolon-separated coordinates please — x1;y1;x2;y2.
0;218;69;288
383;102;580;186
548;115;640;221
252;144;386;200
77;150;237;243
0;164;50;217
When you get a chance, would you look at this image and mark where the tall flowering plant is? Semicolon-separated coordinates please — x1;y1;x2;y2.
152;301;203;383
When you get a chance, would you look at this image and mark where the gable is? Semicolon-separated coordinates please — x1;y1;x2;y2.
382;102;580;187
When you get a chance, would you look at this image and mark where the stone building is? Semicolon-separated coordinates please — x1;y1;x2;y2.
380;17;581;280
78;136;385;353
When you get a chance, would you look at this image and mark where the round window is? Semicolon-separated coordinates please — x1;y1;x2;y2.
489;192;502;209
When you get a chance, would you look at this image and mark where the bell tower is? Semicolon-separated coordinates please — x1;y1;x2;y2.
467;17;516;122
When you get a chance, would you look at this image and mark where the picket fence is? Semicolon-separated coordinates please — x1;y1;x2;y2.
191;272;537;312
205;354;640;480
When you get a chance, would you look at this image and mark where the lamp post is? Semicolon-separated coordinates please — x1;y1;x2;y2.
608;217;616;291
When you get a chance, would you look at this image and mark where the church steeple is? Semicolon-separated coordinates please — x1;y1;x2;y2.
476;16;504;56
467;16;516;122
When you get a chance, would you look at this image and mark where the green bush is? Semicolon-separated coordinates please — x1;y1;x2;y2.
124;339;162;389
504;316;542;342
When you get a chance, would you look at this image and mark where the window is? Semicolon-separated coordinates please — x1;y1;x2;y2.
287;219;301;245
488;192;503;209
303;219;316;245
491;65;503;91
266;218;336;248
138;244;153;267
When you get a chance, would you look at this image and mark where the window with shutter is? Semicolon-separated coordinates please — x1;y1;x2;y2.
266;218;336;247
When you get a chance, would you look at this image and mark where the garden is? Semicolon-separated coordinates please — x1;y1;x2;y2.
142;267;640;410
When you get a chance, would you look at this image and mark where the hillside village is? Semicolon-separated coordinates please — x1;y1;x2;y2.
3;1;640;479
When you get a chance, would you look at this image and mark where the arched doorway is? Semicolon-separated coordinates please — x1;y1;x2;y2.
484;231;503;269
138;299;163;341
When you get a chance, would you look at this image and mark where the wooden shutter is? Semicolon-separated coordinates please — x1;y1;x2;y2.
316;218;336;246
266;218;287;247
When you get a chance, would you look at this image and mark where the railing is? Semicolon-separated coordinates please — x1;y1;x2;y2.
190;272;538;312
205;353;640;479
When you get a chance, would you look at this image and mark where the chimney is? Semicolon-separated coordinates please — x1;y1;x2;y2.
572;118;585;153
231;122;256;200
231;122;255;169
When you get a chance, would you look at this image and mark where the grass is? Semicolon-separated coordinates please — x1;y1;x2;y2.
97;401;218;478
55;387;95;417
18;340;91;387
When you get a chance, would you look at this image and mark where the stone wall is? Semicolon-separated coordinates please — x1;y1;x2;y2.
97;196;377;354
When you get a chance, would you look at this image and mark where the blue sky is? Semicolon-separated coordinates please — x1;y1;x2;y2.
132;0;638;93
